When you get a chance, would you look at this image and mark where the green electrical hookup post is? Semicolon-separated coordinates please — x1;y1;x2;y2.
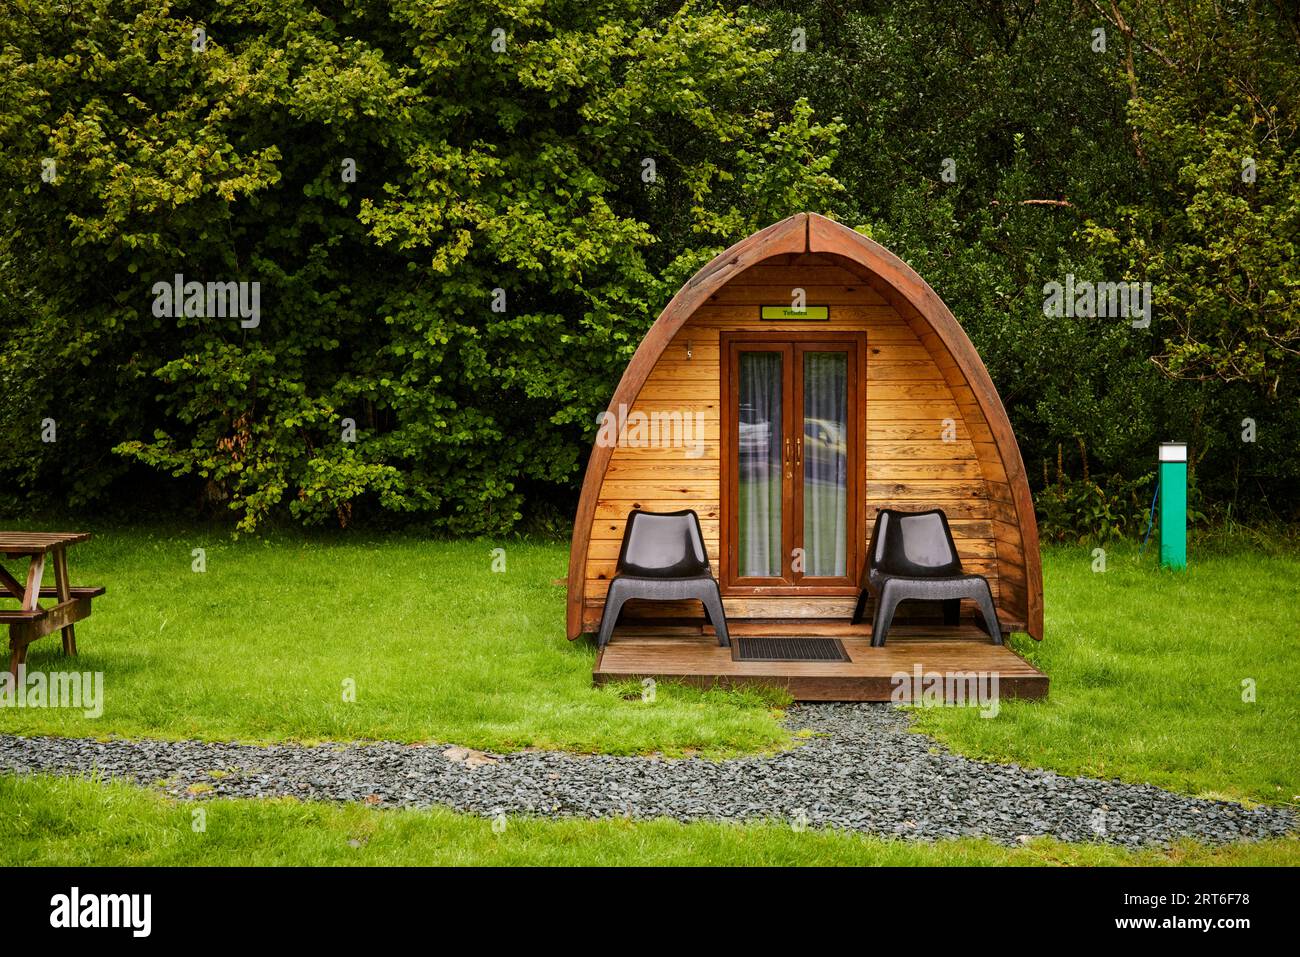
1159;442;1188;570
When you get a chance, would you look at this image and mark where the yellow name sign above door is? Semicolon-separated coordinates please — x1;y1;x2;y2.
760;305;830;320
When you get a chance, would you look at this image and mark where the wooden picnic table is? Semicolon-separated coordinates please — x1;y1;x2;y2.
0;532;104;675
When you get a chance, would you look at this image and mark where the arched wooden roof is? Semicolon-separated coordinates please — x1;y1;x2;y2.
566;213;1043;641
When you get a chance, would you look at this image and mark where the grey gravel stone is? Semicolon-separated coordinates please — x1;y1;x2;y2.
1;703;1293;847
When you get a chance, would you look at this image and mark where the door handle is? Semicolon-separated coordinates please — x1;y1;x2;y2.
784;436;792;479
795;437;802;472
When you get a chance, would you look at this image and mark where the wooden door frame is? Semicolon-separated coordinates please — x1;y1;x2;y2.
720;330;867;597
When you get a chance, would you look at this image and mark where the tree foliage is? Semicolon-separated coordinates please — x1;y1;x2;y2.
1;0;1296;531
1;0;844;531
750;0;1300;521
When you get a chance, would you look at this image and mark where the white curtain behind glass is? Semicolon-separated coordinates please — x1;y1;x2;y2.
738;352;782;577
802;351;848;577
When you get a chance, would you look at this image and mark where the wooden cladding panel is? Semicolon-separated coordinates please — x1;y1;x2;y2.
637;379;967;404
868;360;946;381
707;282;889;306
896;305;1030;630
585;535;997;563
722;263;881;287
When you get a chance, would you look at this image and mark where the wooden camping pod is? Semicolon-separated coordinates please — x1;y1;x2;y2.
566;213;1044;642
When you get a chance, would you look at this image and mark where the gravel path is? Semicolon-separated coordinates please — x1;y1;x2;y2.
2;704;1293;847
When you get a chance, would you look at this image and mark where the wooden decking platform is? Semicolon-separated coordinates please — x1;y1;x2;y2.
593;620;1048;702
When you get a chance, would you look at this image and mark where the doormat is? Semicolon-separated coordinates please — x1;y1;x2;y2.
733;637;850;662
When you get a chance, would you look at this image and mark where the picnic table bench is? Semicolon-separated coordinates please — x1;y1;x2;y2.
0;532;104;675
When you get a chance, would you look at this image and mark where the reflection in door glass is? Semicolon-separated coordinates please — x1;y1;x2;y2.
803;351;848;577
738;352;782;577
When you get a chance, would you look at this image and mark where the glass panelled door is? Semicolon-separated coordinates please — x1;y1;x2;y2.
736;348;788;579
725;335;861;590
799;347;850;579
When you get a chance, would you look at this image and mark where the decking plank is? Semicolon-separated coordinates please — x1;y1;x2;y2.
593;632;1048;701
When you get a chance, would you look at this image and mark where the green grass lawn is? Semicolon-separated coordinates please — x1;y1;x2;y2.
0;526;786;756
0;524;1296;808
4;773;1296;866
910;541;1300;806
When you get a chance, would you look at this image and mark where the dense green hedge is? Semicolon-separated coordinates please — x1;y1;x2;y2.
2;1;1296;535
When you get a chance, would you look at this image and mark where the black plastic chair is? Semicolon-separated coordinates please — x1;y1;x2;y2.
850;508;1003;647
595;510;730;649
